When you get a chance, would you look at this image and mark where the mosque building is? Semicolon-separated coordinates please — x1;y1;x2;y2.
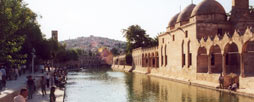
112;0;254;90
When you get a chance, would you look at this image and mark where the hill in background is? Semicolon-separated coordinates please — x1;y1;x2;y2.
60;35;126;54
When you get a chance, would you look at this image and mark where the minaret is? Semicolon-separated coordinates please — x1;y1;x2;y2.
232;0;249;10
231;0;249;22
231;0;250;34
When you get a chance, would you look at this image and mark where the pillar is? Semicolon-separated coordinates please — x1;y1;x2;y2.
222;54;226;75
240;53;245;77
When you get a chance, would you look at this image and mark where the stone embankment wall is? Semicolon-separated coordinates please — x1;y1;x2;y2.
111;64;132;72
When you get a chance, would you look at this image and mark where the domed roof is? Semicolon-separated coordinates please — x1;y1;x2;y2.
191;0;226;17
177;4;196;22
168;13;180;27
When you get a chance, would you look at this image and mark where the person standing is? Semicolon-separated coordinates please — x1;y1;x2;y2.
40;76;47;96
13;88;28;102
1;67;6;87
219;73;224;89
50;87;56;102
0;70;2;95
15;68;19;78
27;76;35;99
46;73;50;88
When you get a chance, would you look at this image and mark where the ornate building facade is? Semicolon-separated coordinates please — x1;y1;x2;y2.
113;0;254;90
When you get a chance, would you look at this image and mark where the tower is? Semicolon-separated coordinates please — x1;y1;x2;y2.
52;30;58;41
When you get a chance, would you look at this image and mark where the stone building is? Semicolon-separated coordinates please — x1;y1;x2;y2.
112;0;254;90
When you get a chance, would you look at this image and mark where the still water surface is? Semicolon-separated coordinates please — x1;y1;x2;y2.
64;69;254;102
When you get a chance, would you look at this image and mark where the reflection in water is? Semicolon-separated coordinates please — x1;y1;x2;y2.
65;69;254;102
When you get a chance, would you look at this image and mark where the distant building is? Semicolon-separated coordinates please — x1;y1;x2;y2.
52;30;58;41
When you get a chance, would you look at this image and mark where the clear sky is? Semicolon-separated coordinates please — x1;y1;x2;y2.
23;0;254;41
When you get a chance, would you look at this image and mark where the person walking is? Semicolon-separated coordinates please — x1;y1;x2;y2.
40;76;47;96
50;87;56;102
13;88;28;102
27;76;35;99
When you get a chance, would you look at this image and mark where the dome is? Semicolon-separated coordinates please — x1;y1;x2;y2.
177;4;196;22
191;0;226;17
168;13;180;27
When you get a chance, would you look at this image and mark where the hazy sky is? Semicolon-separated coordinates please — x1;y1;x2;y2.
23;0;254;41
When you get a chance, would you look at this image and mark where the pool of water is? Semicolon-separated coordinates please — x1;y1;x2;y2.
64;68;254;102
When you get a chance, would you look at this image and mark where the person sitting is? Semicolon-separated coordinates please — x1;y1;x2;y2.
230;82;238;91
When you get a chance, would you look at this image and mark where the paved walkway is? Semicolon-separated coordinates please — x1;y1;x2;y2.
0;72;34;98
0;71;64;102
27;87;64;102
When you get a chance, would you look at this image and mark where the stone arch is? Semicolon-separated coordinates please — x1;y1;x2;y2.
209;45;222;73
242;40;254;76
224;42;240;75
197;47;208;73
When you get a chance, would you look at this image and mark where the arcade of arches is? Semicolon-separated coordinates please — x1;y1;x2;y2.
197;41;254;77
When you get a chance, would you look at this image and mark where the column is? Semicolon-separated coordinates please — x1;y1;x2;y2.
222;54;226;75
208;54;212;74
240;53;245;78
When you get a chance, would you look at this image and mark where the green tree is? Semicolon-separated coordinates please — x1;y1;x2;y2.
122;25;155;54
111;48;120;56
0;0;36;67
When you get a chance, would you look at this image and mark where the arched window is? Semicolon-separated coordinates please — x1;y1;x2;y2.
165;45;167;66
188;41;192;67
161;46;163;66
182;41;185;67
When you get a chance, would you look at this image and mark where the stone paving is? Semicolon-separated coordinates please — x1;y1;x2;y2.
0;71;64;102
27;87;64;102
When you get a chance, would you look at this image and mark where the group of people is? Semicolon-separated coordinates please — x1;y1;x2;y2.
0;65;27;94
13;87;56;102
53;68;67;89
218;73;239;91
25;72;57;102
13;66;68;102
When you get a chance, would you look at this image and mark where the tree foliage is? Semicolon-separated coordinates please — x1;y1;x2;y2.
0;0;35;67
122;25;157;54
0;0;82;67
